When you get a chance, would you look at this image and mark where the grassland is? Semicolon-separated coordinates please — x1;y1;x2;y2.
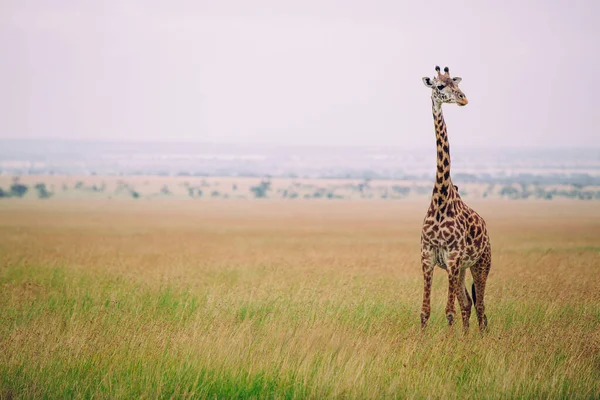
0;198;599;398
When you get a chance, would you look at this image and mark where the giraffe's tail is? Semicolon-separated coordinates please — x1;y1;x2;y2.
471;283;477;306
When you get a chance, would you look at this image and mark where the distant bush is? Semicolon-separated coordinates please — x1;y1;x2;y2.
0;188;7;198
391;185;411;196
483;184;495;198
130;190;140;199
75;181;84;189
211;190;220;198
326;192;344;199
187;188;203;198
88;184;105;192
10;183;28;198
160;185;171;195
250;180;271;198
34;183;52;199
499;186;520;199
357;180;370;193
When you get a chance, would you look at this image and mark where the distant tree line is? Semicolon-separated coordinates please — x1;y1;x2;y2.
1;177;600;201
0;180;53;199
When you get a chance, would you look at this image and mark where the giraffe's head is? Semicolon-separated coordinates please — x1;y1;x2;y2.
422;66;468;106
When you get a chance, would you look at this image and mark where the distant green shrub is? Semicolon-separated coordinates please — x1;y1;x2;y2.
187;187;203;198
10;183;28;198
34;183;52;199
357;181;369;193
326;192;343;199
499;186;520;199
392;185;410;196
250;180;271;198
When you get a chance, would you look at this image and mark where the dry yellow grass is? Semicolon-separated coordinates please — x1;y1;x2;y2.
0;199;599;398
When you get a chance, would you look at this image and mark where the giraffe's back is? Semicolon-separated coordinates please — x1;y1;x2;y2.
457;203;491;269
421;198;490;270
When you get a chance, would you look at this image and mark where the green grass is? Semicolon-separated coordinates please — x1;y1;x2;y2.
1;262;598;399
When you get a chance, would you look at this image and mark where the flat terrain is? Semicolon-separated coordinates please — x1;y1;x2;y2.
4;175;598;201
0;199;599;398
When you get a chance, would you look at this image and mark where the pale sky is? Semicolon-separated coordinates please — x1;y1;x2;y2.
0;0;598;148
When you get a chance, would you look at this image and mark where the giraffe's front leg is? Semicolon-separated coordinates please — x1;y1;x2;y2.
457;268;472;332
445;256;461;327
420;247;435;330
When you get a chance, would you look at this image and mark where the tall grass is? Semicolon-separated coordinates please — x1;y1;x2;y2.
0;200;599;398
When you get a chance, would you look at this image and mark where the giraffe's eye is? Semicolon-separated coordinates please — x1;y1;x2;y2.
437;85;445;90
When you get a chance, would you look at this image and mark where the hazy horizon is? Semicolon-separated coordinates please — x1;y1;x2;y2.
1;137;599;150
2;1;598;148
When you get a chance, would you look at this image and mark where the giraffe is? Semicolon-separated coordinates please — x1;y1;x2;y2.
420;66;491;332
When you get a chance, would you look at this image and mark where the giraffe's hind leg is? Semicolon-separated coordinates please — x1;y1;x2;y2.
445;257;462;327
471;250;491;332
457;269;473;331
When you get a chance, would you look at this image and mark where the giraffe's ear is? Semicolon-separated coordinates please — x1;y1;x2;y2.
422;77;434;88
452;77;462;84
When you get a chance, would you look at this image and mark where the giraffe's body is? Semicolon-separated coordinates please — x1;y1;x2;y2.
420;66;491;332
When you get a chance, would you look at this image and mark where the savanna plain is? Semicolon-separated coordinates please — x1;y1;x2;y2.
0;198;599;399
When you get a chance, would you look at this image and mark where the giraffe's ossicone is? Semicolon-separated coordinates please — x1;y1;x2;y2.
420;66;491;332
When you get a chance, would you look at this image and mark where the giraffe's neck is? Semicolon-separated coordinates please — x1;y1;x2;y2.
431;99;452;204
